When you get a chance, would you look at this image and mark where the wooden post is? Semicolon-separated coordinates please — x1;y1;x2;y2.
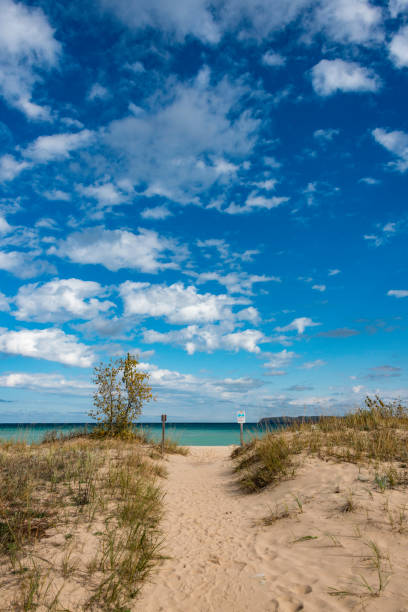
161;414;167;454
240;421;244;446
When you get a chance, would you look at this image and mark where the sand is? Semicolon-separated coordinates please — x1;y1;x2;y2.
138;446;408;612
2;445;408;610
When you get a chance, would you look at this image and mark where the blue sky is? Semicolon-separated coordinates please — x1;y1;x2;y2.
0;0;407;422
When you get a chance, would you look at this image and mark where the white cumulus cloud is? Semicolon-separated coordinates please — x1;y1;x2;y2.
0;155;30;182
14;278;115;323
120;281;248;325
144;324;266;354
311;59;381;96
389;25;408;68
48;227;188;273
0;250;56;279
372;127;408;171
0;372;93;395
310;0;383;45
24;130;93;163
262;51;286;67
0;328;94;367
141;205;173;220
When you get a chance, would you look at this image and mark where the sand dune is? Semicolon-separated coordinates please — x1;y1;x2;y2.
139;446;408;612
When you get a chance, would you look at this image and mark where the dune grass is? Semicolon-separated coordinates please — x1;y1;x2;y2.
233;396;408;493
0;436;165;610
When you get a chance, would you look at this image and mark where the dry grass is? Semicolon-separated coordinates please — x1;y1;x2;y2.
232;396;408;493
0;436;165;610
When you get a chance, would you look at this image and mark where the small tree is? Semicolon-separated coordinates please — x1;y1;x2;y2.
89;353;153;436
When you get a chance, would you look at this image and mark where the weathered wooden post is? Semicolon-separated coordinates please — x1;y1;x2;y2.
161;414;167;454
237;410;246;446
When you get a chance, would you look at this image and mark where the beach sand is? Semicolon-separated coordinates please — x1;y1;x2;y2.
139;445;408;612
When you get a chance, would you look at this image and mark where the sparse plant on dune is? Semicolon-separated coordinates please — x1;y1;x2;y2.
0;436;165;610
232;396;408;492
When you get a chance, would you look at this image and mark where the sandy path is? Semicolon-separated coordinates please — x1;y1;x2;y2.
138;447;334;612
139;446;408;612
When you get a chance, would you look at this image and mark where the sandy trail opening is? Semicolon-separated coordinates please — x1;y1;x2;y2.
138;447;328;612
138;446;408;612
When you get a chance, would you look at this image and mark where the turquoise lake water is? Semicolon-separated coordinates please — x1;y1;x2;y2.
0;423;271;446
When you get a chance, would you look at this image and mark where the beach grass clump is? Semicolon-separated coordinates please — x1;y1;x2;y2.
152;436;189;456
232;433;299;493
233;396;408;492
0;437;164;610
89;455;163;609
0;443;100;555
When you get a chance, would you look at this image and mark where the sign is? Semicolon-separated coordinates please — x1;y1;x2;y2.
237;411;246;424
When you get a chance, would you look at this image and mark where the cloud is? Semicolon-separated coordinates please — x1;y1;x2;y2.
264;349;297;370
364;220;401;247
101;0;314;43
120;281;250;325
135;361;265;406
389;25;408;68
0;328;94;367
366;365;402;379
372;127;408;171
310;0;383;45
49;226;188;273
0;0;60;119
328;268;341;276
311;59;381;96
192;271;279;295
143;324;266;354
104;67;259;206
0;250;56;279
101;0;222;43
352;385;364;393
0;155;29;182
300;359;326;369
387;289;408;298
24;130;93;163
87;83;110;101
0;216;12;234
389;0;408;18
318;328;359;338
77;182;126;208
288;395;331;407
100;0;386;48
141;205;173;220
262;51;286;67
224;194;289;214
14;278;115;323
0;292;10;312
286;385;314;391
359;177;380;185
313;128;340;142
43;189;71;201
312;284;326;292
0;372;93;395
275;317;321;334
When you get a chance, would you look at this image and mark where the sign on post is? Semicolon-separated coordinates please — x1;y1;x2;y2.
161;414;167;454
237;410;246;446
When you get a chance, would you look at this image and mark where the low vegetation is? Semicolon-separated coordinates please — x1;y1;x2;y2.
0;436;165;610
232;395;408;492
233;395;408;607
